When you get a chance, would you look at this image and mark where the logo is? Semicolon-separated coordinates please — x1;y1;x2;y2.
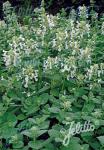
60;121;95;146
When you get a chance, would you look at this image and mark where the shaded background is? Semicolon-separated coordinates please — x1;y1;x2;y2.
0;0;104;19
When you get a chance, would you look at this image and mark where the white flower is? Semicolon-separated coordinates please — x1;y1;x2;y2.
47;14;55;28
58;45;62;52
27;92;31;97
22;66;38;88
61;56;77;79
101;22;104;35
98;70;101;78
0;21;6;27
34;70;38;81
85;24;90;32
24;75;29;88
70;19;74;28
3;50;11;67
1;76;4;80
65;30;68;39
52;39;56;48
65;41;68;49
98;79;101;83
78;6;87;17
100;63;104;74
43;56;59;71
19;35;25;42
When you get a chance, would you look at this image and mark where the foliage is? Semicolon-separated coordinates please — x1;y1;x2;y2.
0;1;104;150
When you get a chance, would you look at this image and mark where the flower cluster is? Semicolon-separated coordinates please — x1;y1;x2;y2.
86;63;104;83
2;5;102;88
43;56;60;70
101;22;104;35
61;56;77;79
22;66;38;88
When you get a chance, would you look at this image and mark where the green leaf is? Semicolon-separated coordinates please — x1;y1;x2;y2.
39;93;49;105
48;107;60;113
1;127;17;138
97;136;104;146
82;102;95;113
38;86;50;94
13;141;24;149
61;137;81;150
29;140;45;149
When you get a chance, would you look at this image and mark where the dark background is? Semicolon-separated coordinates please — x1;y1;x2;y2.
0;0;104;19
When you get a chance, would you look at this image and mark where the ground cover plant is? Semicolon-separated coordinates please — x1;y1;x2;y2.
0;1;104;150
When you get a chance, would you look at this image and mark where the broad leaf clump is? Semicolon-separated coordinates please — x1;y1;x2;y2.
0;1;104;150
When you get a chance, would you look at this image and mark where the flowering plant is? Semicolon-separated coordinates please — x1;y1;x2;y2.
0;1;104;150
